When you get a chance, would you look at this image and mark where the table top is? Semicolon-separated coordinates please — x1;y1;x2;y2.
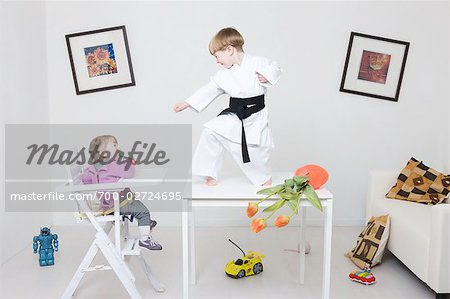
189;172;333;201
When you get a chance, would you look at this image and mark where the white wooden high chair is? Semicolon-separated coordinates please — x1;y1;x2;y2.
59;162;165;299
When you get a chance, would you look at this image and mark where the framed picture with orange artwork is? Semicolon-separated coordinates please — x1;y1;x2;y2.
66;25;135;95
340;32;409;102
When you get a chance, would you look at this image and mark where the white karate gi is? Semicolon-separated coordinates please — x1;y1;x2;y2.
186;54;282;185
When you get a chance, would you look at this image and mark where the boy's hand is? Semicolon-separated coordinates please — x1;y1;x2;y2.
256;72;269;83
174;101;190;113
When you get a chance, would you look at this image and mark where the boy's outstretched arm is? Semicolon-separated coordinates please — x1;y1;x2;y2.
183;76;225;112
174;74;224;113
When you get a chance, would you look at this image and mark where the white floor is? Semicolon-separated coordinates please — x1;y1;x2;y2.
0;226;436;299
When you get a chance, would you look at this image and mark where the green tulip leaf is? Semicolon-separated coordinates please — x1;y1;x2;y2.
287;197;301;214
299;181;310;190
284;179;295;188
280;192;296;200
293;175;309;186
303;184;323;212
287;199;297;213
263;198;286;212
257;184;283;195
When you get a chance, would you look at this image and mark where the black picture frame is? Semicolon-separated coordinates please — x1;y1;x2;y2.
66;25;135;95
340;32;409;102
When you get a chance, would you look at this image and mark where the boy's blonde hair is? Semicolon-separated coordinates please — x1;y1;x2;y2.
209;27;244;55
88;135;117;162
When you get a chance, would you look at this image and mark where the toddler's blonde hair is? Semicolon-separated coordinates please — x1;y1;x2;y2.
209;27;244;55
88;135;117;162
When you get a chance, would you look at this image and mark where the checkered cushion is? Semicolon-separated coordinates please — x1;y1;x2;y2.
386;157;450;205
346;215;390;269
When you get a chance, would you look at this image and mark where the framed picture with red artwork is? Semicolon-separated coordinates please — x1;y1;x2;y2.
66;25;135;95
340;32;409;102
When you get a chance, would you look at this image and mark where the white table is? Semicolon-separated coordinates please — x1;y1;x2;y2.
182;172;333;299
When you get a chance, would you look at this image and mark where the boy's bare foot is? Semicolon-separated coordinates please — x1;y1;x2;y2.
262;178;272;186
206;177;217;186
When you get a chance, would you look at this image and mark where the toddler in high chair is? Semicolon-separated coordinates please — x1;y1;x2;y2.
81;135;162;251
174;27;282;186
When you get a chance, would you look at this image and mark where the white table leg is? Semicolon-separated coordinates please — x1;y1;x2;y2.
182;200;189;299
322;199;333;299
189;207;196;285
299;206;306;284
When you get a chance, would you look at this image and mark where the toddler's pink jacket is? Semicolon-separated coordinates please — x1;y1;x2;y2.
82;159;135;210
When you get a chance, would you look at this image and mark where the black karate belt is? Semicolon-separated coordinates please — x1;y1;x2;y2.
217;94;265;163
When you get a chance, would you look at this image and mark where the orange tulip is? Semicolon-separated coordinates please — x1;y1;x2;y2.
246;202;259;218
274;215;290;228
251;218;267;233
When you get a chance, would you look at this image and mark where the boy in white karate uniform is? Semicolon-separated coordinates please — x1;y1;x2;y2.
174;27;282;186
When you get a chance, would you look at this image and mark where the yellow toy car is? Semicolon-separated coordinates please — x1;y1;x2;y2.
225;239;265;279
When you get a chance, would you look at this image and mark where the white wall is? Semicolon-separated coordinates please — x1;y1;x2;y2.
0;1;52;265
0;1;447;230
0;1;3;268
448;1;450;174
44;1;449;227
